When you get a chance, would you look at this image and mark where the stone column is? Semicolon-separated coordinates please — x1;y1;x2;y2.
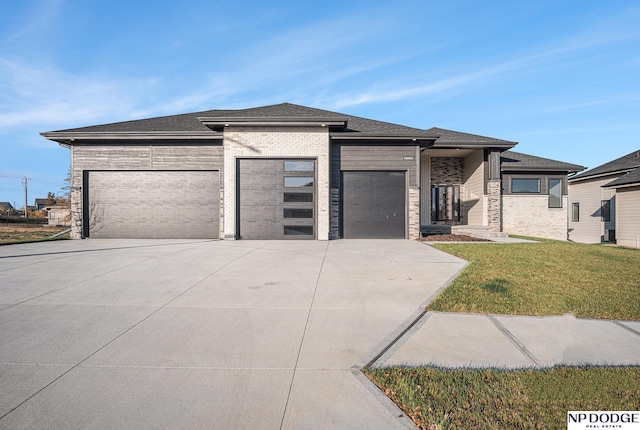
70;187;83;239
486;149;503;232
487;180;502;232
408;187;421;238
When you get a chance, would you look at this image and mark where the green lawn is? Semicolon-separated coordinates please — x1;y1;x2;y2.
368;239;640;429
365;366;640;430
428;238;640;320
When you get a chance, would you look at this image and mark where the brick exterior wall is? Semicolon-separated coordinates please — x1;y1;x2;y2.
503;195;568;240
223;127;330;240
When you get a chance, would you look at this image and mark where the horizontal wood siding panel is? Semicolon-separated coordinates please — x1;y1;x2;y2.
463;150;485;225
568;176;618;243
615;186;640;248
152;145;223;169
74;145;151;170
338;145;418;187
72;143;223;188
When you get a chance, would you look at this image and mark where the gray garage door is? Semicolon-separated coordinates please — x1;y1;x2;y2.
342;171;406;238
238;159;315;240
86;171;219;239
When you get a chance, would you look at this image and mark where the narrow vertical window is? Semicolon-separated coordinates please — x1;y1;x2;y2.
548;178;562;208
601;200;611;222
572;202;580;222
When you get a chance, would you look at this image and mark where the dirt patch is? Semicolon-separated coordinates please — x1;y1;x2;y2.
418;234;491;242
0;224;70;244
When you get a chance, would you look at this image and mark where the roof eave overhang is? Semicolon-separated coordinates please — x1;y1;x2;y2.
568;167;640;182
433;141;516;150
603;181;640;189
40;131;222;145
502;166;584;173
330;132;439;143
198;116;348;129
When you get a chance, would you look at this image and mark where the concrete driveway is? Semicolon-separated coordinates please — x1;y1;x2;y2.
0;239;466;429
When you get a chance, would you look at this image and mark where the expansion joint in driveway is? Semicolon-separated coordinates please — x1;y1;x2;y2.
279;241;329;430
0;242;267;422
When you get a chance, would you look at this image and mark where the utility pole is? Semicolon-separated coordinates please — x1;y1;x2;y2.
22;177;30;218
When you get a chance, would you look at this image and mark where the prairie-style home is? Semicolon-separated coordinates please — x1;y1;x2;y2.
42;103;584;241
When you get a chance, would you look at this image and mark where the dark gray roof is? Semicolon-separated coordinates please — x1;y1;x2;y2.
570;149;640;180
501;151;586;173
49;103;426;135
43;102;533;149
426;127;517;147
603;167;640;188
0;202;13;211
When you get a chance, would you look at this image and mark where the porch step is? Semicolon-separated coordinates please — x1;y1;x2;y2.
421;225;452;235
451;225;509;239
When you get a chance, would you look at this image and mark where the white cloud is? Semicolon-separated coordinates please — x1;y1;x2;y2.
330;6;640;109
3;0;66;46
0;57;156;129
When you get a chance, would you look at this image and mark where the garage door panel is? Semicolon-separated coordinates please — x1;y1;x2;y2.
238;159;315;240
342;171;405;239
87;171;219;239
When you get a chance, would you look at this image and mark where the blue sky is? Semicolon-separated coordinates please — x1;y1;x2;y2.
1;0;639;208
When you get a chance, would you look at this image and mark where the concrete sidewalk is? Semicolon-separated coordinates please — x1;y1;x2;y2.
374;311;640;369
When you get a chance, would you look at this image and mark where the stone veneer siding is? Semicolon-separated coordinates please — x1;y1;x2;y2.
503;195;568;240
408;188;420;238
223;126;330;240
430;157;463;184
69;187;82;239
487;180;502;232
429;157;465;226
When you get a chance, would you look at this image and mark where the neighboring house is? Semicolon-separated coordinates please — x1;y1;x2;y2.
603;161;640;248
0;202;14;213
44;205;71;227
36;197;60;210
35;198;51;210
568;150;640;244
500;151;585;240
41;102;583;241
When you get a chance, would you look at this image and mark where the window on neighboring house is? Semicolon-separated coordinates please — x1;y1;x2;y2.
601;200;611;222
548;178;563;208
511;178;541;193
572;202;580;222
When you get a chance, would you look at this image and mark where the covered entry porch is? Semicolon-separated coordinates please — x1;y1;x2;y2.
419;147;503;236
